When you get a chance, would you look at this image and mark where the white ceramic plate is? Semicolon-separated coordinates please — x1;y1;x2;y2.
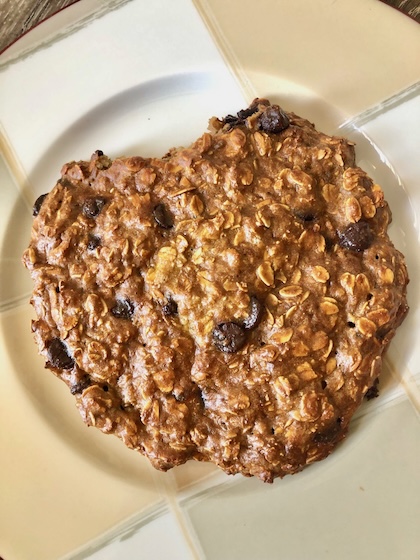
1;1;419;559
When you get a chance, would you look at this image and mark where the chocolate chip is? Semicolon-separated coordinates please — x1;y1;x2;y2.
33;193;47;216
212;322;247;353
162;298;178;316
70;376;91;394
365;378;379;400
338;221;373;252
242;296;263;330
222;114;241;126
87;235;101;250
259;105;290;134
360;175;373;189
347;321;355;328
111;299;134;319
82;197;107;218
153;203;174;229
295;210;316;223
324;236;335;251
58;178;73;188
95;149;104;156
47;338;75;370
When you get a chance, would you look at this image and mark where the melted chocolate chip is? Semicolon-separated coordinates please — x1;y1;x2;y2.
258;105;290;134
236;104;259;120
242;296;263;330
162;298;178;316
212;322;247;353
338;221;373;252
33;193;47;216
313;418;342;444
70;376;91;395
87;235;101;250
302;214;315;222
153;203;174;229
111;299;134;319
47;338;75;370
223;114;241;127
222;101;259;128
82;197;107;218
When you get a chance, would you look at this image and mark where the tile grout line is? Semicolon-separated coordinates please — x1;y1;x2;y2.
340;80;420;129
151;469;207;560
384;353;420;416
0;293;31;315
192;0;257;104
0;124;35;206
0;127;34;316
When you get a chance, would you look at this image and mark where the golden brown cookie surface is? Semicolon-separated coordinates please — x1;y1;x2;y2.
23;100;409;482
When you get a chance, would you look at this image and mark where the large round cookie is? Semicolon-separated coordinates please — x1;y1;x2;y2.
23;99;408;482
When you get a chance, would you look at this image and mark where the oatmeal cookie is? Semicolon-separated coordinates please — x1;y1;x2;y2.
23;99;409;482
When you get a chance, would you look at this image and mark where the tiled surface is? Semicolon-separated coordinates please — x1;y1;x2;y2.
0;2;419;559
